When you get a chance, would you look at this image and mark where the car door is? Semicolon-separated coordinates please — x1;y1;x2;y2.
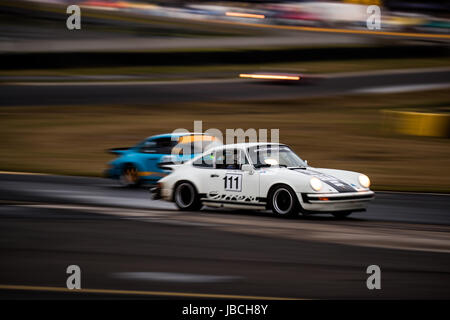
207;148;260;204
191;151;216;197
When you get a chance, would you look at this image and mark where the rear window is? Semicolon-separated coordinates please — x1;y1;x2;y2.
172;135;222;156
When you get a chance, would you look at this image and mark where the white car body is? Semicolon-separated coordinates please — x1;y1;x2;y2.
153;143;374;217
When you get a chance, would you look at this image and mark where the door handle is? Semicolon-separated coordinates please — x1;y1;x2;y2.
210;174;219;178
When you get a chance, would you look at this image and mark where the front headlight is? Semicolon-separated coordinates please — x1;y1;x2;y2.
358;174;371;188
310;177;322;191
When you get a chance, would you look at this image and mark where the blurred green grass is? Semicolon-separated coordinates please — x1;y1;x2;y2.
0;89;449;192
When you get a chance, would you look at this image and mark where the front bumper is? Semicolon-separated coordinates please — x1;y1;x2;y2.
150;184;172;201
150;186;162;200
300;190;375;212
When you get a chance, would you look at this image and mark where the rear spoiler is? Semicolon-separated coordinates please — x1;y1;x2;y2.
108;147;129;155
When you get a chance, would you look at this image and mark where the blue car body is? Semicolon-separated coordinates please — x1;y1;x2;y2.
106;132;220;185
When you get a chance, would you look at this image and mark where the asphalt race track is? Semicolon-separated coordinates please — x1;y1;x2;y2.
1;69;449;106
0;173;449;299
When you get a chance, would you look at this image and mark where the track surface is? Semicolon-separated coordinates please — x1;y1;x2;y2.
1;173;449;225
1;69;449;106
0;173;449;299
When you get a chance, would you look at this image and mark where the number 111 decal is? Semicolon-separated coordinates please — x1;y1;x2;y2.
223;173;242;192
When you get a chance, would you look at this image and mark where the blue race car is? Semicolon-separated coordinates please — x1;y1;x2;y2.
105;132;221;186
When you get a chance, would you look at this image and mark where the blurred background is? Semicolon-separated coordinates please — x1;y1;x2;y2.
0;0;449;191
0;0;450;300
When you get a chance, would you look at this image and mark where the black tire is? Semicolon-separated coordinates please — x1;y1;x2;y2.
332;211;352;219
173;182;202;211
119;164;140;187
269;185;299;217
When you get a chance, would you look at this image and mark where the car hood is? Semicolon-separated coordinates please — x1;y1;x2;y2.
262;166;362;193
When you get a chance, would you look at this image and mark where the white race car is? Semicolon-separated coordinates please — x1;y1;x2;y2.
152;143;374;218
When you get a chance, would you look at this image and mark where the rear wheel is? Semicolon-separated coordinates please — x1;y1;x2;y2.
119;164;140;187
174;182;202;211
332;211;352;219
270;185;299;217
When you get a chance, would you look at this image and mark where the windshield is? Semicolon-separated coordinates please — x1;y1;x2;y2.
248;145;307;168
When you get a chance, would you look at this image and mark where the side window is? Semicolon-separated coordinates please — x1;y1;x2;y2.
156;138;176;154
193;152;214;168
140;138;177;154
139;140;157;153
215;149;248;170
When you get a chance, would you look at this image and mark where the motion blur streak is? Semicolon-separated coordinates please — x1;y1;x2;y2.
213;20;450;40
0;285;299;300
225;12;265;19
239;74;300;80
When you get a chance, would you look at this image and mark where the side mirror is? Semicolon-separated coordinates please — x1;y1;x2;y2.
304;160;308;165
241;164;254;175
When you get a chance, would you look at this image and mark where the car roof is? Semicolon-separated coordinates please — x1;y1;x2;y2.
209;142;284;151
146;132;208;140
188;142;287;164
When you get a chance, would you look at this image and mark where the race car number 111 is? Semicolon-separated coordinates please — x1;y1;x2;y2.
224;174;242;192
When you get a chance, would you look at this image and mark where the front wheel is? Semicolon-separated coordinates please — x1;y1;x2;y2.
332;211;352;219
174;182;202;211
270;185;299;217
